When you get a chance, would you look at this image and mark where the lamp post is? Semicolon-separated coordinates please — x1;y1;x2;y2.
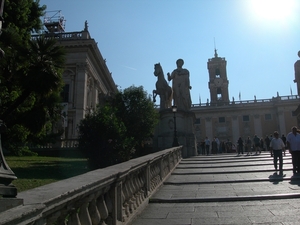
172;105;179;147
0;0;17;197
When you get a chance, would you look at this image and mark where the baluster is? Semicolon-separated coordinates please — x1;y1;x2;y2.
79;202;92;225
96;195;108;225
134;174;141;205
127;177;136;213
104;191;113;224
122;180;130;217
121;190;127;221
89;199;100;225
67;209;81;225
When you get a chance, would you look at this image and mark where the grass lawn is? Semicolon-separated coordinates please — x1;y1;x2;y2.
5;156;90;192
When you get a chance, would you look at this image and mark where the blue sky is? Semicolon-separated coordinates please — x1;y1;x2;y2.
39;0;300;104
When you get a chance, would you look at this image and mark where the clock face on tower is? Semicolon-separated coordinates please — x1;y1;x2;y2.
214;78;223;87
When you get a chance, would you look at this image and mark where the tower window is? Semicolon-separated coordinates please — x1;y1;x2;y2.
215;68;220;75
217;88;222;100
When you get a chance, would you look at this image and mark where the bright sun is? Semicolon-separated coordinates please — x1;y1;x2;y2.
249;0;296;21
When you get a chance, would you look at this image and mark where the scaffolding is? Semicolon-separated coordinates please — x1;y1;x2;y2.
43;10;66;33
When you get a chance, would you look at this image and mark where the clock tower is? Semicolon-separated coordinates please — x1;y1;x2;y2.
207;49;230;106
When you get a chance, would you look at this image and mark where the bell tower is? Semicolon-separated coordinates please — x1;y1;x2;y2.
207;49;230;106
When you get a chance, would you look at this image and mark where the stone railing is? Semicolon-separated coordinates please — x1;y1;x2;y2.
31;31;90;41
0;146;182;225
190;95;300;108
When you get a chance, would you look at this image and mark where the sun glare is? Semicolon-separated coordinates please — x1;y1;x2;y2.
249;0;296;21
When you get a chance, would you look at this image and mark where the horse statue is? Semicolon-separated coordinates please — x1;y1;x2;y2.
153;63;172;110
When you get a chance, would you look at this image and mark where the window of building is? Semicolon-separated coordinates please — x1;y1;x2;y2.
219;117;225;123
217;88;222;100
215;68;220;76
265;114;272;120
195;118;201;124
243;115;250;122
61;84;69;102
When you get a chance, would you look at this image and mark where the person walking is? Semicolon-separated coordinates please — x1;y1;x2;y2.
200;140;205;155
205;137;210;155
281;134;287;156
253;134;261;154
265;135;271;151
237;137;244;155
287;126;300;175
269;131;285;176
214;137;220;153
245;136;252;155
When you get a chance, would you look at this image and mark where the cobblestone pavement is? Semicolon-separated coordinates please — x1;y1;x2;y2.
131;152;300;225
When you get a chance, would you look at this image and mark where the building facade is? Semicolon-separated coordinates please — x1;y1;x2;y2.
33;19;118;140
192;50;299;145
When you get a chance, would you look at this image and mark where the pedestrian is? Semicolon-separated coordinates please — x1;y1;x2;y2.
281;134;287;156
260;137;264;151
212;138;218;154
237;137;244;155
287;126;300;175
200;140;205;155
265;135;270;151
253;134;261;154
269;131;285;176
245;136;252;155
205;137;210;155
215;136;220;153
220;141;225;154
225;139;232;153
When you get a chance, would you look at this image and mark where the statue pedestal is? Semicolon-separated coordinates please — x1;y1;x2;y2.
153;108;197;158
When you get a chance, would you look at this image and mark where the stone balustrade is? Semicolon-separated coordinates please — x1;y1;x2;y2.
190;94;300;108
31;31;90;40
0;146;182;225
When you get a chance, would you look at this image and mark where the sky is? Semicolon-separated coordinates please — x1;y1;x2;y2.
39;0;300;104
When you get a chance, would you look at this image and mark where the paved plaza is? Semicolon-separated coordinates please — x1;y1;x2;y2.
131;152;300;225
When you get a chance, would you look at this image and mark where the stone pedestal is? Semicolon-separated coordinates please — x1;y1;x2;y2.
153;108;197;158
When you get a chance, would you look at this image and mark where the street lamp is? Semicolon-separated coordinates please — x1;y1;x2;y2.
0;0;17;197
172;105;179;147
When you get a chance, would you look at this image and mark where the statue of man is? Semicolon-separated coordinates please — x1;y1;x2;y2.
167;59;192;110
294;51;300;96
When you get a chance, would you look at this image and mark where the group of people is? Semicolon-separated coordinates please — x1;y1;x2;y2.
198;137;232;155
197;126;300;177
236;134;286;156
269;126;300;176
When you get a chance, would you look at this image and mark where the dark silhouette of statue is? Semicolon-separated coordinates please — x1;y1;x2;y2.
153;63;172;110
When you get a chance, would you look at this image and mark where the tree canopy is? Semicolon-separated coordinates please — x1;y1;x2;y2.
0;1;66;154
78;86;158;169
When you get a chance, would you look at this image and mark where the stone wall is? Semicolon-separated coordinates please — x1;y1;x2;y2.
0;147;182;225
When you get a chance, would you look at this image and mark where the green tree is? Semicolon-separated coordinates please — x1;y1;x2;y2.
78;86;158;169
78;104;133;169
0;1;66;154
115;86;158;156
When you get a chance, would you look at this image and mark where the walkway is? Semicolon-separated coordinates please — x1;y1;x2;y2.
131;152;300;225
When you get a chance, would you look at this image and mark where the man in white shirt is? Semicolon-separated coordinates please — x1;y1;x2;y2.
287;126;300;175
270;131;285;175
